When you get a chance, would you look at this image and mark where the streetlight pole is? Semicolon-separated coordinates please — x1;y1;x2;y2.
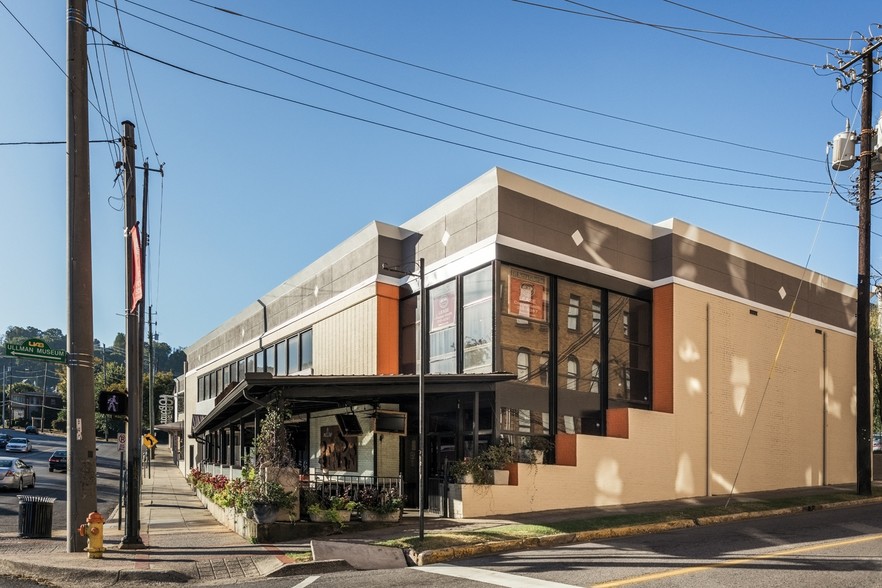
383;258;428;540
417;258;427;541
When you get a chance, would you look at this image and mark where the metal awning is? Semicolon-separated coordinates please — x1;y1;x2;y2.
155;420;184;434
191;372;515;437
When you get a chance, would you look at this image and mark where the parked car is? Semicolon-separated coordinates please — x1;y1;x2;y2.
5;438;32;453
0;457;36;491
874;433;882;453
0;433;9;449
24;425;37;434
48;450;67;472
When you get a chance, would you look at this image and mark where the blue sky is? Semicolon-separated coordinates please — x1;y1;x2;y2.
0;1;879;351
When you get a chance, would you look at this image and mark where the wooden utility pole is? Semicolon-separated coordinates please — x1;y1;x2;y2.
855;45;874;496
66;0;98;553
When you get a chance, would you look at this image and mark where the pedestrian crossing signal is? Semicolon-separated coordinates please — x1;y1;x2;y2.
98;390;128;416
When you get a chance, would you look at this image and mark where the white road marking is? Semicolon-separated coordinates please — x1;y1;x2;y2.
291;575;321;588
414;563;581;587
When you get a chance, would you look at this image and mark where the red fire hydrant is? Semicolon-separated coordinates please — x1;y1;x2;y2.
77;511;106;558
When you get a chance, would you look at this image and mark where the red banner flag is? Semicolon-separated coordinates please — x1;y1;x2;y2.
131;223;143;311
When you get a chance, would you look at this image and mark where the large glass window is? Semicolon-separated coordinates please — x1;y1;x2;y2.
300;329;313;371
275;340;287;376
557;280;603;435
608;294;651;407
428;280;457;373
462;266;493;373
266;345;276;375
497;264;551;440
287;336;300;374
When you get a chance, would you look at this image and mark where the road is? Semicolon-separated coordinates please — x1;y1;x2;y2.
247;501;882;588
0;428;122;534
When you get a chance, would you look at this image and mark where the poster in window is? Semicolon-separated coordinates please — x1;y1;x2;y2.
507;269;547;321
319;425;358;472
431;282;457;331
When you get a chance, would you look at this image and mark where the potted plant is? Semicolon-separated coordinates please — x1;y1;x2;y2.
478;442;515;484
520;435;552;464
450;442;515;485
302;486;357;526
235;465;296;524
357;486;405;523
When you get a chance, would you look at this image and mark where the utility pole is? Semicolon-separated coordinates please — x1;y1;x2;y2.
66;0;97;553
828;37;880;497
855;46;874;496
120;120;145;549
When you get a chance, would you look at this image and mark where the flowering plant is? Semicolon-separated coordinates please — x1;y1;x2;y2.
357;486;404;514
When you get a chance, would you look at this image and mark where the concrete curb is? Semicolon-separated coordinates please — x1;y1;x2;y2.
0;557;191;586
408;497;882;566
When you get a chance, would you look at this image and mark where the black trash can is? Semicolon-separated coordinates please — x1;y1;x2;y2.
18;495;55;538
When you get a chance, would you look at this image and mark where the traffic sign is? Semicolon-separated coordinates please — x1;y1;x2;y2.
4;338;67;363
117;433;126;452
142;433;158;449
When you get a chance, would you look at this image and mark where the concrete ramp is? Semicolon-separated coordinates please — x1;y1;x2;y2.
311;540;408;570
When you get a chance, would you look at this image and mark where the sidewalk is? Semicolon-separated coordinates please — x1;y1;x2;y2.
0;448;879;587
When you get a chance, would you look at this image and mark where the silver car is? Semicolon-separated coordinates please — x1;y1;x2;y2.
5;438;31;453
0;457;36;492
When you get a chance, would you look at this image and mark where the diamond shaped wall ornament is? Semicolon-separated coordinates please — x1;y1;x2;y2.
572;229;584;246
442;230;450;246
779;286;787;299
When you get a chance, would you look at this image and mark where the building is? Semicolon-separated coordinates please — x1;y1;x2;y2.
179;167;857;518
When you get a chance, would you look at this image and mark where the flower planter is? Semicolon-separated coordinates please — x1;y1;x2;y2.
361;510;401;523
492;469;510;485
308;509;351;523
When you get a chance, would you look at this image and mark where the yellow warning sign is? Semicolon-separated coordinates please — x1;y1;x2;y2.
142;433;158;448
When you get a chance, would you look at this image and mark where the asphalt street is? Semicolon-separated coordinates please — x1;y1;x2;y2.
0;428;120;534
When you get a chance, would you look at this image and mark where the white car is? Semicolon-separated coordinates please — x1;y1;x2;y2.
5;438;32;453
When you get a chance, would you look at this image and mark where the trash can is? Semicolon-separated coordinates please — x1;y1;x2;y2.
18;495;55;538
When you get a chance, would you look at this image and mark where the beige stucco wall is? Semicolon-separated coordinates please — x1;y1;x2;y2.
451;282;857;518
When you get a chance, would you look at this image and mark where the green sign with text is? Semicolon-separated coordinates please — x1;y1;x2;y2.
4;338;67;363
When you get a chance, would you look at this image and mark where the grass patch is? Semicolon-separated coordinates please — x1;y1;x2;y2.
375;490;880;552
283;551;313;563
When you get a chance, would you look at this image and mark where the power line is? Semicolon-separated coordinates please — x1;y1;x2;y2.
90;28;854;228
181;0;820;164
0;0;120;135
113;0;827;190
660;0;838;50
552;0;818;66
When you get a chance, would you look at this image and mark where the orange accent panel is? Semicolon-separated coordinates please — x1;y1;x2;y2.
653;284;674;413
606;408;630;438
376;283;400;375
555;433;577;466
505;462;519;486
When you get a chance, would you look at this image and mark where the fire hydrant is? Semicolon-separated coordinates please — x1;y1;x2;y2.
78;511;106;559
